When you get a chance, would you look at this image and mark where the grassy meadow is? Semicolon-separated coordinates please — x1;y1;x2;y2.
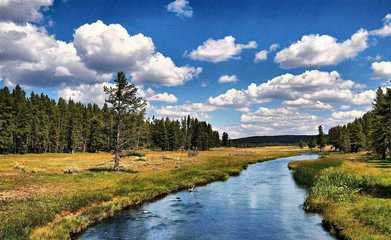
0;146;305;239
289;152;391;240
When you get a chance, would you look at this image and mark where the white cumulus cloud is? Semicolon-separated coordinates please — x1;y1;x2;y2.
254;44;279;63
59;83;178;106
370;13;391;37
73;20;201;86
130;52;202;86
218;74;238;83
0;0;53;23
209;88;251;109
73;20;155;73
372;61;391;79
275;29;369;68
58;82;114;106
254;50;268;63
240;107;322;135
0;20;201;88
282;98;332;110
187;36;257;63
143;88;178;103
209;70;375;109
331;110;366;122
152;102;217;119
166;0;193;18
0;21;111;87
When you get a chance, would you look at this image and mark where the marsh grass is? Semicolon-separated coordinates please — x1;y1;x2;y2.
289;152;391;240
288;155;343;186
0;146;304;239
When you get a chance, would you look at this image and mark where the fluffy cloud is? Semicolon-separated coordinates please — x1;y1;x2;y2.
282;98;332;110
58;82;113;106
254;50;268;63
240;107;322;135
209;70;375;109
225;107;367;137
143;88;178;103
0;22;111;87
187;36;257;63
73;20;155;73
331;110;366;122
130;52;202;86
370;14;391;37
351;90;376;105
152;102;217;119
208;88;250;108
275;29;369;68
0;0;53;23
218;74;238;83
254;44;279;63
74;20;201;86
372;61;391;79
0;20;201;88
166;0;193;18
269;43;279;51
59;83;178;106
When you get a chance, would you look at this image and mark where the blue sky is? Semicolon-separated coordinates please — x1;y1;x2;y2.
0;0;391;137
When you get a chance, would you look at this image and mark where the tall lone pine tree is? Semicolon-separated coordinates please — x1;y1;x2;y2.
104;72;146;169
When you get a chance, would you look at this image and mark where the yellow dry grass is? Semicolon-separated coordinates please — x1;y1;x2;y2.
0;146;303;202
0;146;305;239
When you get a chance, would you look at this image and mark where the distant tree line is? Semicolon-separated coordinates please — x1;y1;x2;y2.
230;135;316;147
0;84;222;154
328;87;391;159
149;116;221;151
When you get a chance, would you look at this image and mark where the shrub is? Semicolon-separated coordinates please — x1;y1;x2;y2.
63;167;80;174
88;166;137;173
305;168;378;210
122;150;145;157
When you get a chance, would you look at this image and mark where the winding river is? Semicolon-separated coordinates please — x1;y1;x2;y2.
79;154;335;240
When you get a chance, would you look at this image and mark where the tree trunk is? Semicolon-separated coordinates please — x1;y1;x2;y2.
114;147;120;169
114;117;121;170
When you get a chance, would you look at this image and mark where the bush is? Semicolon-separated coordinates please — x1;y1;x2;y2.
88;166;137;173
292;167;319;186
122;150;145;157
305;168;378;210
63;167;80;174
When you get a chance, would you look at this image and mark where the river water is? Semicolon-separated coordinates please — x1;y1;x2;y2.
79;154;334;240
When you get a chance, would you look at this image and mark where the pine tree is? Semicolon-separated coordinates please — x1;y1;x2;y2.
372;88;388;159
328;126;341;151
0;87;13;153
307;138;316;151
222;132;229;147
317;125;326;152
12;85;31;153
104;72;146;169
87;117;98;152
349;121;365;153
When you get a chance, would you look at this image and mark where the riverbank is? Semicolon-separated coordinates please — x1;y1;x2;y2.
289;152;391;240
79;153;334;240
0;146;305;239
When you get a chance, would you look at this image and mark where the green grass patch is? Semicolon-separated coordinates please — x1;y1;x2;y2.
288;156;343;186
290;152;391;240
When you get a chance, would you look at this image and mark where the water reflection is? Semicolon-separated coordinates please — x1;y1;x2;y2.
80;154;334;240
